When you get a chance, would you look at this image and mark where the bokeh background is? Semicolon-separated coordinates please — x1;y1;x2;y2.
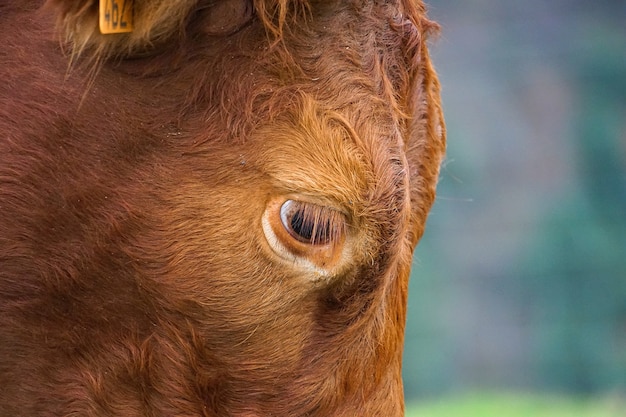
403;0;626;407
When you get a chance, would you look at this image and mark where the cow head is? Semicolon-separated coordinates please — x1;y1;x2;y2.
0;0;445;415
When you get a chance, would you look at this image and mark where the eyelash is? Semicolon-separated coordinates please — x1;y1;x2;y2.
279;200;345;246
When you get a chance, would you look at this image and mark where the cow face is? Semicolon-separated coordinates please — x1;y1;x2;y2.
0;0;445;415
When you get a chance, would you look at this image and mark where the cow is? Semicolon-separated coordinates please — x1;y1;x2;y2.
0;0;445;415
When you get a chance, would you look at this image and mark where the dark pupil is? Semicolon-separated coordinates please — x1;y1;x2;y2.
290;210;313;241
290;209;329;244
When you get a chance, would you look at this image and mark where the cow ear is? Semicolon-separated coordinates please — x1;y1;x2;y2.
44;0;201;58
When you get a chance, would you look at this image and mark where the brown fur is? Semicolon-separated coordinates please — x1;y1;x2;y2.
0;0;445;415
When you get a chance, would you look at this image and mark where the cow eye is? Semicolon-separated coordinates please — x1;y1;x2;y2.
280;200;339;245
262;198;347;272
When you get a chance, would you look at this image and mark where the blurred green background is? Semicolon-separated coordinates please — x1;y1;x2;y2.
403;0;626;412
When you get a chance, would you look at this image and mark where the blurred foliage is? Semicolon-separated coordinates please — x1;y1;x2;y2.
403;0;626;401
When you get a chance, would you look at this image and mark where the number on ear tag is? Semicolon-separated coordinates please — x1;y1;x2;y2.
99;0;134;34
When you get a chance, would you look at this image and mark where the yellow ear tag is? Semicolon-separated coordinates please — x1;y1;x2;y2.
99;0;134;34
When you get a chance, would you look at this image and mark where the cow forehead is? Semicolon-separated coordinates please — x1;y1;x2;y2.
48;0;424;63
178;5;418;179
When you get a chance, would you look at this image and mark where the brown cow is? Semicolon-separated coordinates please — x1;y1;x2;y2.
0;0;445;415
